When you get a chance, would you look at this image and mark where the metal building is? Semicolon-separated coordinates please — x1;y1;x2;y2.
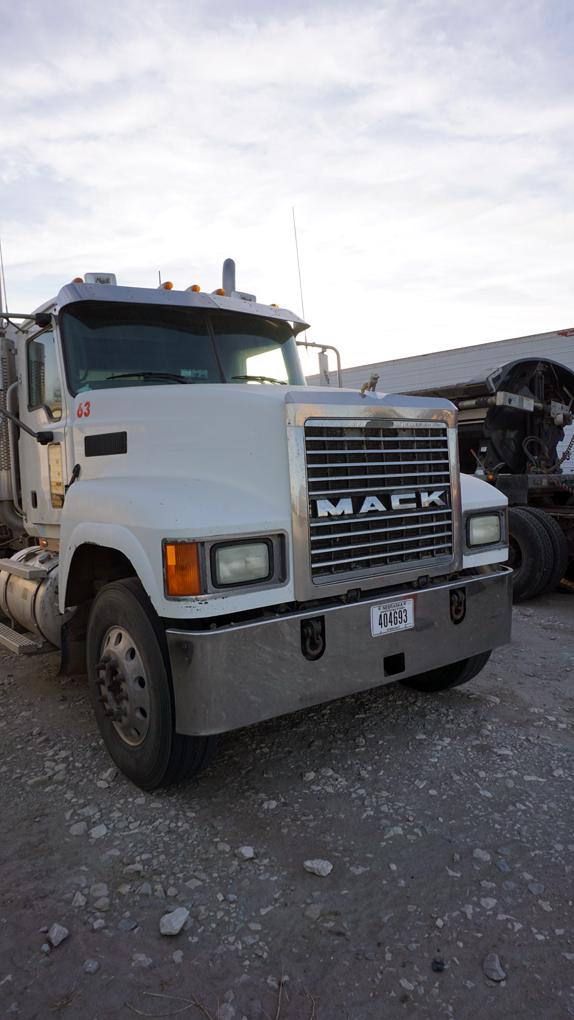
309;326;574;466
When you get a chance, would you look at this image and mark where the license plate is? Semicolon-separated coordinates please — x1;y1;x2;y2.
371;598;415;637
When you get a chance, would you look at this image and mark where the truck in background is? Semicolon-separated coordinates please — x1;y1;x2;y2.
0;260;511;788
406;358;574;601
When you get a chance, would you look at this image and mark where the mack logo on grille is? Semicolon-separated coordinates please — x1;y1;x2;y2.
314;490;448;518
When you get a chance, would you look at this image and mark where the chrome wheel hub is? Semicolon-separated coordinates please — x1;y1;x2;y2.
96;626;150;746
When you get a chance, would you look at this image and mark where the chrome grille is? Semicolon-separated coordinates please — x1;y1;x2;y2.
305;419;453;581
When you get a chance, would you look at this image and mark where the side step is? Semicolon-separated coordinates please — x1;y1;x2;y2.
0;620;47;655
0;558;49;580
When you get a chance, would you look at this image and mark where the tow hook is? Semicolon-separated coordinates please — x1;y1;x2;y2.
301;616;325;661
450;588;466;625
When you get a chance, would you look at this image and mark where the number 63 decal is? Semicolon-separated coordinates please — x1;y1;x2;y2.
76;401;91;418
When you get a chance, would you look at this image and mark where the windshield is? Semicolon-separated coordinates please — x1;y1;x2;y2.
60;302;305;394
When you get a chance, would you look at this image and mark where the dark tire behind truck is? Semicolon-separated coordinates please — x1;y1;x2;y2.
408;356;574;602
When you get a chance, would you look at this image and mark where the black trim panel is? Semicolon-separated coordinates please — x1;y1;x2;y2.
84;431;127;457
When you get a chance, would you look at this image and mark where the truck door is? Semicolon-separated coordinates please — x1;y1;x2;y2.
18;326;68;529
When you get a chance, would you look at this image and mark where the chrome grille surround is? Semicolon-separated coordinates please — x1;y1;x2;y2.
305;418;453;582
285;393;461;601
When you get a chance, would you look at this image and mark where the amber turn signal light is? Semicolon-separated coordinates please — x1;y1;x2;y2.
164;542;202;596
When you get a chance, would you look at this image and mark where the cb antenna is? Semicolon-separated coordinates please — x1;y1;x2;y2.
0;232;7;323
292;207;306;329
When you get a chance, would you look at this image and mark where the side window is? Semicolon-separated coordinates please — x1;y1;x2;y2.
27;330;62;420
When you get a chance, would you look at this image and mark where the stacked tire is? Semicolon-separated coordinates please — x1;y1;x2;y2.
508;507;569;602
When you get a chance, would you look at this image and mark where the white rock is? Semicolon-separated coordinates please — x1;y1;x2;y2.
159;907;190;936
236;846;256;861
303;859;333;877
83;959;100;974
172;950;183;964
47;923;69;948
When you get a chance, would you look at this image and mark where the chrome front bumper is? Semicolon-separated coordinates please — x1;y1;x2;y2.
166;567;512;736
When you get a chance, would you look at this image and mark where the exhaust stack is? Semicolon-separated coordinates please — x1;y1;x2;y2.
222;258;236;295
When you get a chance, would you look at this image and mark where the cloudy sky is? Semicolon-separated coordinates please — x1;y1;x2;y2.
1;0;573;372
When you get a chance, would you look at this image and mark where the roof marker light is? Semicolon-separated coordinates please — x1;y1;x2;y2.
214;288;226;296
85;272;117;286
72;276;84;284
189;284;201;292
160;281;174;290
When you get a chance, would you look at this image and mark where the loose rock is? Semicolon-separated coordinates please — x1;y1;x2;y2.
483;952;507;982
69;821;88;837
132;952;153;969
89;824;108;841
473;849;491;864
303;859;333;877
160;907;190;936
236;846;256;860
47;923;69;948
90;883;109;900
118;917;139;932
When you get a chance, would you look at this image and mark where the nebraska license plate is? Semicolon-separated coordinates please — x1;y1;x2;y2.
371;598;415;637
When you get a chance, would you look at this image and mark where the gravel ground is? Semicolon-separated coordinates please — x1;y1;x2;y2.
1;594;573;1020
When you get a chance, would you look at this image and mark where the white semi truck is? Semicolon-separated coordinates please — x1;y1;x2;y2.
0;261;512;789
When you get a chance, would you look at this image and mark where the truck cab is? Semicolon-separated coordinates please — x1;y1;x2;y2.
0;262;512;789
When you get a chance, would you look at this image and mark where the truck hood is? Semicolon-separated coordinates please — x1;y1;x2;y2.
71;382;455;488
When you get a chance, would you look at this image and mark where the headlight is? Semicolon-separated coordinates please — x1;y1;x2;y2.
212;540;272;586
467;514;502;547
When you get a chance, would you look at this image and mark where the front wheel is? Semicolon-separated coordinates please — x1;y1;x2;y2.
86;578;216;790
400;650;491;692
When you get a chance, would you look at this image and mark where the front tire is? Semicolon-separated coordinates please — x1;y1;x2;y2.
400;650;491;692
86;578;215;790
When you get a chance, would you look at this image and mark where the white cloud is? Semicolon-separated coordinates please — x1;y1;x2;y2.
1;0;573;372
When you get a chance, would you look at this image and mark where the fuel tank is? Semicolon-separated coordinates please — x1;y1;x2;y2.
0;547;72;647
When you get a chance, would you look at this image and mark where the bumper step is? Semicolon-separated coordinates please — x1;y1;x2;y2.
0;620;46;655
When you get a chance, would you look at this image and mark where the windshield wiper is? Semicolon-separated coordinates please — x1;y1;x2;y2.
231;374;287;385
106;372;190;384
